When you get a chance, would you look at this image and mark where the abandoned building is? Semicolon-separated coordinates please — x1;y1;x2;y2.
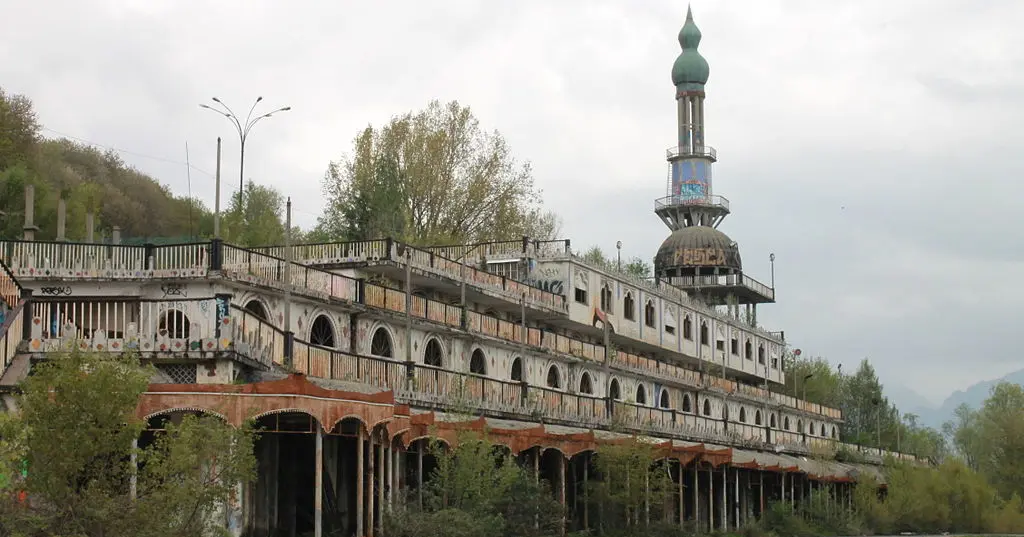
0;7;919;537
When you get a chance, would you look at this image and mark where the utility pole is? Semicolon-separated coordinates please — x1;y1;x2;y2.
284;197;292;350
214;137;222;238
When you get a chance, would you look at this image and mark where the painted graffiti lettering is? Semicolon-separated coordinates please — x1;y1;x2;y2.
526;264;566;296
161;283;187;298
40;286;72;296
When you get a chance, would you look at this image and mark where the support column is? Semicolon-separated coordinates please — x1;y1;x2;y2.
368;434;376;537
22;184;39;241
377;440;385;536
720;466;727;531
357;429;364;537
678;460;684;527
417;440;424;510
734;468;740;528
315;426;323;537
692;464;699;530
55;198;67;242
583;455;590;531
708;466;714;532
559;453;566;535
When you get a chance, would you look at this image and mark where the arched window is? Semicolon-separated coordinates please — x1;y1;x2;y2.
739;407;747;423
659;389;670;409
784;417;790;431
159;310;190;339
470;349;487;375
371;328;393;358
609;378;621;400
703;399;712;416
546;365;561;389
682;393;692;413
831;426;838;439
310;314;335;347
797;419;804;434
683;316;692;340
724;405;730;421
624;292;636;321
244;299;268;321
820;423;827;437
579;372;594;394
755;410;763;426
770;413;777;428
644;300;656;328
636;384;647;405
510;357;523;382
744;340;753;360
600;283;613;313
758;344;766;365
700;322;709;346
423;338;443;367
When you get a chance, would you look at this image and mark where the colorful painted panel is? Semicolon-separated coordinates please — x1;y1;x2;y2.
670;159;711;200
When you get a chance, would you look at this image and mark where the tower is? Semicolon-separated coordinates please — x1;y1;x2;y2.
654;6;775;311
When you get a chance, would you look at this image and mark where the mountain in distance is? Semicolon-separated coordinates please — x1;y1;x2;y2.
886;369;1024;429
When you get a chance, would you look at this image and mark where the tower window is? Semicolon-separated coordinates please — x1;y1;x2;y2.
745;340;752;360
730;337;738;355
623;292;636;321
758;345;766;365
699;322;708;346
683;316;692;340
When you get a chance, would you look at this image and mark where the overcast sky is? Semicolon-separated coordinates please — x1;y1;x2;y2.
2;0;1021;406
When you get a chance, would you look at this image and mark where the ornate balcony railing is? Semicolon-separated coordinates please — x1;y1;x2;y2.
666;145;718;160
666;273;775;302
654;194;730;212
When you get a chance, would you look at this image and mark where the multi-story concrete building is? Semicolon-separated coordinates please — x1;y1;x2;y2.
0;8;917;537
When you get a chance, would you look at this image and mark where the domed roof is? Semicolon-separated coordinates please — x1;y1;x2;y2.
655;226;742;273
671;6;710;87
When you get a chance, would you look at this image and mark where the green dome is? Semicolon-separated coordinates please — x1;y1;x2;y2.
671;6;709;87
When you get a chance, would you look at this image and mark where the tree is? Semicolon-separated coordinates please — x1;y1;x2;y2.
0;349;256;536
0;87;40;171
317;100;560;245
580;246;652;279
222;180;286;247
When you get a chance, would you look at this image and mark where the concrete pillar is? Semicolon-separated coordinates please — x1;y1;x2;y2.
55;198;67;242
677;460;683;527
692;464;699;529
112;225;121;245
417;440;424;510
315;427;323;537
85;212;95;243
357;429;364;537
376;440;384;535
734;468;740;529
368;434;375;537
22;184;39;241
708;466;714;532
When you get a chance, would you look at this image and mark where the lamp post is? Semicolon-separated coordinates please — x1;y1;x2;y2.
769;253;776;288
199;96;291;203
616;241;622;272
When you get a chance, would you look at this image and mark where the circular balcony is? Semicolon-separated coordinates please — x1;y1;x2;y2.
654;194;730;212
666;145;718;161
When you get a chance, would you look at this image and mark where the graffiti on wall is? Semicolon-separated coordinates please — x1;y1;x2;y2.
526;262;567;296
672;247;741;269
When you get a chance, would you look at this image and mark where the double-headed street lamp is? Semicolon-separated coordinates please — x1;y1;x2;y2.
199;96;291;202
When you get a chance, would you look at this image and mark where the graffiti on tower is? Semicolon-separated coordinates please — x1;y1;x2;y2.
670;159;711;201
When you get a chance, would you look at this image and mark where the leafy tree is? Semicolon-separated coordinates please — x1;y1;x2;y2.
222;180;286;247
0;87;40;171
580;246;652;279
317;100;560;245
0;349;256;536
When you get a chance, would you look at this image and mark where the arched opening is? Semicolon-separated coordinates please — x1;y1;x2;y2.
636;384;647;405
609;378;621;401
644;300;656;328
739;407;747;423
758;344;766;364
159;310;190;339
470;349;487;375
309;314;335;347
683;316;692;340
724;405;730;421
745;340;752;360
755;410;763;426
770;413;777;428
659;389;670;409
624;292;636;321
820;423;827;437
797;419;804;434
370;327;393;358
784;417;790;431
546;365;561;389
579;372;593;395
600;283;613;313
703;399;712;416
510;357;523;382
682;393;692;413
423;338;443;367
700;322;709;345
244;299;268;321
831;426;838;439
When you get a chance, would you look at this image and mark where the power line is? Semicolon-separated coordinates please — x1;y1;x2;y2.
40;127;216;178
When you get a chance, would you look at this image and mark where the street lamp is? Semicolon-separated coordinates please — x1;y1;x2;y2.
769;253;776;288
616;240;622;272
199;96;291;203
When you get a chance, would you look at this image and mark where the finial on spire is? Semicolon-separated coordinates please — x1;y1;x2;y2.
686;4;693;21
